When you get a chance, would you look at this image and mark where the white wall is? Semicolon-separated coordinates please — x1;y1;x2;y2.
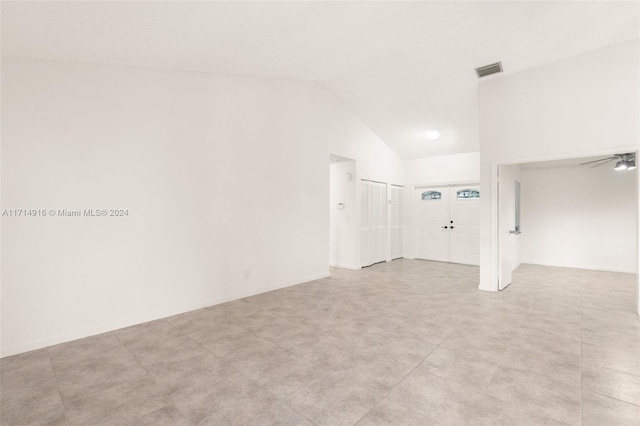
521;165;637;273
326;94;404;186
0;58;398;356
479;39;640;294
405;152;480;187
329;161;358;269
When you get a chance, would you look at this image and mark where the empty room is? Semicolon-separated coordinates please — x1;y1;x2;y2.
1;1;639;425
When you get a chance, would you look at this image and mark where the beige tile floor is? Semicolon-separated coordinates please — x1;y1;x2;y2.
2;260;639;425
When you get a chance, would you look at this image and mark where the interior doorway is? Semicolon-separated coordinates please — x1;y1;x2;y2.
498;165;521;290
329;154;358;270
414;184;480;265
330;154;405;270
496;153;639;300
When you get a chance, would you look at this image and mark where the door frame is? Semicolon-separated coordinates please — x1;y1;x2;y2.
360;179;388;267
412;181;480;265
496;166;520;291
490;146;640;315
389;184;405;261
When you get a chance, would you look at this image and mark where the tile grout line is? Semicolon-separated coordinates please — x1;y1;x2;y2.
183;326;278;425
581;360;640;378
184;311;321;425
481;290;584;425
282;315;442;425
482;296;532;394
583;388;640;409
45;347;71;426
350;327;452;426
280;400;320;426
111;329;193;424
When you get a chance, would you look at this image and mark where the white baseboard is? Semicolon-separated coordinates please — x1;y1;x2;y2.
329;263;361;270
522;261;636;274
512;262;522;272
1;271;330;358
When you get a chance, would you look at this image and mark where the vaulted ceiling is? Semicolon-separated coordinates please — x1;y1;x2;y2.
3;1;638;159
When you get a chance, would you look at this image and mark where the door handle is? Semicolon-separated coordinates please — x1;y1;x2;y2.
441;226;448;229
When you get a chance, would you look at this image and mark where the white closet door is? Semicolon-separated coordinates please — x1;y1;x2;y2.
390;185;403;259
414;186;450;262
449;186;481;266
371;183;381;264
360;181;371;267
361;181;388;267
372;182;387;264
378;182;388;263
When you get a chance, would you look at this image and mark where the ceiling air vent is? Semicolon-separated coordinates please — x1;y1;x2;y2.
475;62;503;78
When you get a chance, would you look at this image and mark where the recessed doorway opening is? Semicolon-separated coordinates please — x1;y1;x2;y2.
329;154;358;270
496;153;639;314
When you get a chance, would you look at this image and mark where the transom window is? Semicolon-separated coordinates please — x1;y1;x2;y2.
456;189;480;199
421;191;441;200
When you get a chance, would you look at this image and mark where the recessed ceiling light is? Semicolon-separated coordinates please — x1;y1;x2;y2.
426;130;441;141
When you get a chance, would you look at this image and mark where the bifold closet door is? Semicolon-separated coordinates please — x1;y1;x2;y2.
390;185;404;260
360;181;371;267
361;181;387;267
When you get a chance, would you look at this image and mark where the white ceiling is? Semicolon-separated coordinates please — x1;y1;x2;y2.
3;1;638;160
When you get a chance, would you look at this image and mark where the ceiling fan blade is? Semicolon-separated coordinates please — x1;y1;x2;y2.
580;157;616;165
591;158;617;168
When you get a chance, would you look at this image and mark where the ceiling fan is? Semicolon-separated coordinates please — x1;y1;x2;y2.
579;153;636;170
